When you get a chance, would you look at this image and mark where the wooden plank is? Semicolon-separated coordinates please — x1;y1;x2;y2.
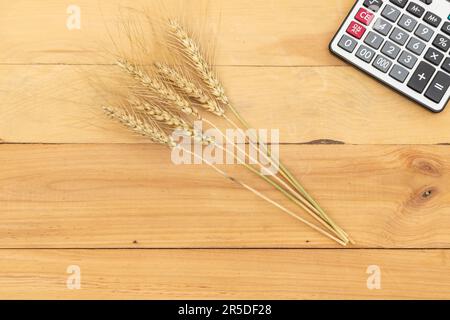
1;65;449;144
1;249;449;299
0;0;352;65
1;144;450;248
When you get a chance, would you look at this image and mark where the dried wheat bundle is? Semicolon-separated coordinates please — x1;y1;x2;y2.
99;9;352;246
166;19;352;244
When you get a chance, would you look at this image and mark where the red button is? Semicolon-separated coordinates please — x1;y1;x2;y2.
355;8;375;26
346;21;366;39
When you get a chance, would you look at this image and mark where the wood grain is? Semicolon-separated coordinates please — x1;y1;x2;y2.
2;0;450;300
0;0;353;66
1;144;449;249
1;249;450;299
1;65;449;144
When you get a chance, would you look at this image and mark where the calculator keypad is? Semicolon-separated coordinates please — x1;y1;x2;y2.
424;12;441;28
373;18;393;35
432;34;450;52
406;2;425;18
425;72;450;103
347;21;367;39
390;64;410;82
363;0;384;12
356;8;376;25
365;31;385;49
382;5;401;22
356;45;377;62
406;37;426;54
407;61;435;93
398;14;418;32
424;47;444;65
391;0;408;9
338;35;359;53
390;27;410;45
398;50;417;69
382;41;401;58
443;58;450;74
415;23;434;41
331;0;450;111
442;22;450;36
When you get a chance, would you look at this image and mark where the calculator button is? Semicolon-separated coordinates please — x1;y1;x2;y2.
346;21;366;39
398;14;418;32
442;58;450;74
423;12;442;28
338;35;358;53
407;61;436;93
398;51;418;69
390;27;410;45
432;34;450;52
406;2;425;18
390;64;410;82
425;72;450;103
406;37;426;55
415;23;434;42
355;8;375;26
424;47;444;65
390;0;408;9
364;0;384;12
356;45;376;63
373;18;393;36
381;41;401;59
442;22;450;37
364;31;384;49
382;5;401;22
419;0;432;4
373;55;393;73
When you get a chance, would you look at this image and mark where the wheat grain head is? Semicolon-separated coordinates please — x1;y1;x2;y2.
103;106;176;147
155;62;225;117
116;58;199;118
168;19;229;106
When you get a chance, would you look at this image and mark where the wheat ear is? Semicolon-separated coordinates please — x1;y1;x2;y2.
116;58;199;118
168;20;229;105
103;106;175;147
155;62;225;116
130;99;189;130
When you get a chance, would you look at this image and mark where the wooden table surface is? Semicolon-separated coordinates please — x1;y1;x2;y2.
1;0;450;299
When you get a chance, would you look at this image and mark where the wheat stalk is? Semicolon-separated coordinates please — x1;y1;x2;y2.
168;19;352;244
144;63;348;242
104;105;346;246
103;16;351;245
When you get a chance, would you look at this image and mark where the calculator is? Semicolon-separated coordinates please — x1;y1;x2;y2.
330;0;450;113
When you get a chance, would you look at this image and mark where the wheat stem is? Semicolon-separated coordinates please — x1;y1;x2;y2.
202;118;348;243
181;146;347;246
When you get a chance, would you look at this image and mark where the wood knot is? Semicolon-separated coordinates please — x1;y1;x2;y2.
410;157;442;177
406;186;439;208
422;189;433;199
